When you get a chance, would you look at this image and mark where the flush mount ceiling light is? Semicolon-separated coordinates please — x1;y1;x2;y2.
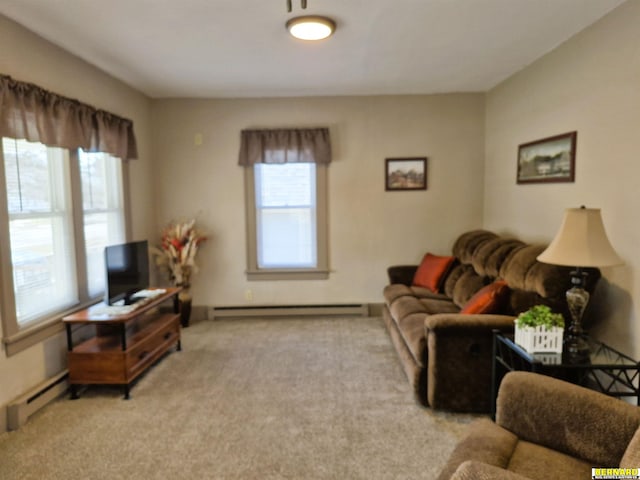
286;15;336;41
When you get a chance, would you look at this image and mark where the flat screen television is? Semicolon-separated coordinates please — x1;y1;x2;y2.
104;240;150;305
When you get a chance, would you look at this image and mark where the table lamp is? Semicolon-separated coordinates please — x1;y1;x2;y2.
537;206;623;357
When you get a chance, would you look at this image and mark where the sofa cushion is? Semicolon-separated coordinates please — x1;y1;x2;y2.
388;295;427;322
383;284;450;308
452;269;489;308
410;285;450;301
460;280;510;314
420;298;459;315
383;284;415;305
412;253;455;292
449;461;533;480
472;238;525;278
452;230;498;265
507;441;592;480
500;245;574;298
443;264;470;299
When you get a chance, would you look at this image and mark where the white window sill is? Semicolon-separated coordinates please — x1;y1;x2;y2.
246;269;330;281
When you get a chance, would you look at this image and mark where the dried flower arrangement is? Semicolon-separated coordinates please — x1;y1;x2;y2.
151;219;207;290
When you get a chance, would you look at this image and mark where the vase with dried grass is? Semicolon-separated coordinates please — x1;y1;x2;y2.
151;219;207;327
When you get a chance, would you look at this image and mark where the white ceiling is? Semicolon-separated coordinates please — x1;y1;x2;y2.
0;0;626;99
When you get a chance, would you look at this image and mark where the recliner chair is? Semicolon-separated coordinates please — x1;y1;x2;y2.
438;371;640;480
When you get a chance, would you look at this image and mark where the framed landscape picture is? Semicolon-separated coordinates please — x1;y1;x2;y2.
517;132;577;184
385;157;427;191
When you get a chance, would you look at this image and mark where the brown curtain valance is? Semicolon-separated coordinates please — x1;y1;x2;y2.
238;128;331;166
0;74;138;160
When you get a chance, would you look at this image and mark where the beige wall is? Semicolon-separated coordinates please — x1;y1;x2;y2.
484;1;640;356
0;15;152;407
151;95;485;308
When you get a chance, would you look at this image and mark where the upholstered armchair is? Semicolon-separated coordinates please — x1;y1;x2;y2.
438;371;640;480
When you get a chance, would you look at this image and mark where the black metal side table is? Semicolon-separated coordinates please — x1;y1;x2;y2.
491;330;640;418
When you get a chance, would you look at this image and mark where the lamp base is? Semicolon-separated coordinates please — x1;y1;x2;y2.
564;271;591;361
563;334;590;358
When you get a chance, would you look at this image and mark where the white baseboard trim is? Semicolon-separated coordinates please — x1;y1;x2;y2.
210;303;369;319
7;370;68;431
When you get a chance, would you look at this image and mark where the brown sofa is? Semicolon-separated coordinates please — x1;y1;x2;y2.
382;230;600;412
438;371;640;480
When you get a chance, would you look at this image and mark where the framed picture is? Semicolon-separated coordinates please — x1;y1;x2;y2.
385;157;427;191
517;132;577;184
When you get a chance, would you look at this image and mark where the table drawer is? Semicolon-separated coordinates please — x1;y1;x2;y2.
126;317;179;379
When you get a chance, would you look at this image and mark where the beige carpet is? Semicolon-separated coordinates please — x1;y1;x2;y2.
0;317;481;479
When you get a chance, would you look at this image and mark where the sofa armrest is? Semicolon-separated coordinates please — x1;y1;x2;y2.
449;461;532;480
387;265;417;286
423;314;515;411
435;419;519;480
425;313;515;333
497;371;640;466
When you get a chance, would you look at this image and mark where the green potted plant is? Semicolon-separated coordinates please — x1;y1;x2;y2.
514;305;564;353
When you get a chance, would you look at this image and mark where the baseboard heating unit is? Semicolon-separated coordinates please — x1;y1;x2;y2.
7;370;68;431
211;304;369;319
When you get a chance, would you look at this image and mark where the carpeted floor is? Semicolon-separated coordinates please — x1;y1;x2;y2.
0;317;481;479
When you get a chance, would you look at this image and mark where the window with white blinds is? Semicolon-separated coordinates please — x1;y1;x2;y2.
3;138;77;325
254;163;317;269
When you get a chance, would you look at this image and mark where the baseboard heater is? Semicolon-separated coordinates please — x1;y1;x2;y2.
7;370;69;431
211;304;368;319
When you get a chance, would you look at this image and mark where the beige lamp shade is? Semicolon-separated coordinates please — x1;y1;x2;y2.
537;207;623;267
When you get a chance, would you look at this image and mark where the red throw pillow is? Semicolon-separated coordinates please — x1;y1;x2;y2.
412;253;455;293
460;280;510;314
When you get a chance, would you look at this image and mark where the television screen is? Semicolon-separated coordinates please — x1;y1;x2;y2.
104;240;150;305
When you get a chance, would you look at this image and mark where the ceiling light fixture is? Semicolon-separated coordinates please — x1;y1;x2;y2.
286;15;335;41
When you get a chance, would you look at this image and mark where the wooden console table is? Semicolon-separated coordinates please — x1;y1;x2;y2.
62;287;182;399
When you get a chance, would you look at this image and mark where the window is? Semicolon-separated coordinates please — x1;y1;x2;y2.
239;128;331;280
0;139;127;355
79;151;126;297
255;163;317;268
245;163;328;280
0;75;137;355
3;138;77;325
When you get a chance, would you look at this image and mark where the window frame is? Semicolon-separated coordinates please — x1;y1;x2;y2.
0;144;131;356
244;163;329;281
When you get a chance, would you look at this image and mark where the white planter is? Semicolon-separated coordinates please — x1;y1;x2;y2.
514;323;564;354
534;353;562;365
